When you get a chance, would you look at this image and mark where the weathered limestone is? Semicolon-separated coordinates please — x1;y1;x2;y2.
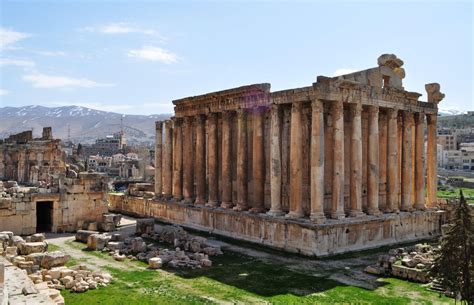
162;120;173;198
287;102;304;218
426;114;438;209
310;100;325;223
367;106;381;216
387;109;400;213
414;113;426;210
220;111;234;209
183;116;194;204
172;118;183;201
268;104;284;216
194;115;206;205
206;113;219;207
331;101;346;219
350;103;365;217
401;111;414;211
155;121;163;197
234;109;249;211
250;108;265;213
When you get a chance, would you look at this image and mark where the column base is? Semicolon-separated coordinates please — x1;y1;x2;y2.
285;211;304;219
173;196;183;203
249;206;266;213
349;210;366;217
366;208;382;216
194;197;206;205
233;204;249;212
220;202;234;209
205;200;219;207
310;212;326;223
267;210;285;217
330;211;346;220
413;204;426;211
184;197;194;204
400;206;414;212
162;194;173;200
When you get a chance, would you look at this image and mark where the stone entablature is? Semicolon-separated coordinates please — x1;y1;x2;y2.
154;54;445;223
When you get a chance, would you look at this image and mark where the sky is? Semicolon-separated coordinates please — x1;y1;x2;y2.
0;0;472;115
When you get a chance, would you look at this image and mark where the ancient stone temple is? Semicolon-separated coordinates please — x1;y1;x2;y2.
110;54;447;256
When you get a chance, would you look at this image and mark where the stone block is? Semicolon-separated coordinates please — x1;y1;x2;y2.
148;257;162;269
75;230;99;243
18;242;47;255
41;251;70;269
25;253;46;266
87;234;110;251
106;242;124;251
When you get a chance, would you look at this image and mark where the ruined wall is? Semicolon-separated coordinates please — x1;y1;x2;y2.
109;194;445;256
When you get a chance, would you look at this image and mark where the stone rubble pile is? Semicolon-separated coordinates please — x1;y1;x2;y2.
75;218;223;270
364;243;436;283
76;213;122;233
1;230;112;302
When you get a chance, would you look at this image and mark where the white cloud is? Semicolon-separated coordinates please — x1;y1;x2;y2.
0;28;31;49
127;46;177;64
0;89;9;96
0;58;35;68
22;73;114;89
36;51;66;56
333;68;358;76
81;22;156;35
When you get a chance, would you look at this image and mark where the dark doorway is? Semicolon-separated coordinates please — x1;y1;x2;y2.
36;201;53;232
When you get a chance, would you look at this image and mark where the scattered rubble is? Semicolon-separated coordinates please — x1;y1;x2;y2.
75;220;223;270
1;230;112;305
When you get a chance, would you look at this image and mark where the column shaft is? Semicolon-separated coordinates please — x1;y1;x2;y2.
387;109;399;212
287;102;304;218
331;101;346;219
268;104;284;216
401;111;414;211
426;114;438;208
220;111;233;208
414;113;426;210
250;108;265;213
194;115;206;205
350;104;365;217
234;109;249;211
367;106;382;215
155;121;163;197
183;117;194;203
206;113;219;207
310;100;326;223
172;118;183;200
162;120;173;198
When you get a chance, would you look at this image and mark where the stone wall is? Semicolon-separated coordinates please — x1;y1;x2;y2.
109;194;445;256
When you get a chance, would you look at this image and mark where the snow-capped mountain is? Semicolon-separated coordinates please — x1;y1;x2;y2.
438;108;467;116
0;105;171;144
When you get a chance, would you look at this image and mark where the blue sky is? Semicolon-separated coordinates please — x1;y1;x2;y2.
0;0;472;115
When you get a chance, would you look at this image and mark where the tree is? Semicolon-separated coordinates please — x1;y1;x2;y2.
430;190;474;304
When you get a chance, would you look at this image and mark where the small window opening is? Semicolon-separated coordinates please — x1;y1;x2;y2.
383;75;390;88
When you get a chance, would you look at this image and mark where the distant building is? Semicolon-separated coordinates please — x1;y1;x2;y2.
437;129;457;150
81;132;127;157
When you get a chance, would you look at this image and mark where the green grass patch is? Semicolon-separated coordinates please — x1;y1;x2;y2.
437;187;474;203
60;240;454;304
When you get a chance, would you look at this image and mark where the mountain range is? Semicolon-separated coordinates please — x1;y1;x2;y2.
0;105;171;145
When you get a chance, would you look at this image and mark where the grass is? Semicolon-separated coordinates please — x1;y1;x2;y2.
437;187;474;203
59;240;454;305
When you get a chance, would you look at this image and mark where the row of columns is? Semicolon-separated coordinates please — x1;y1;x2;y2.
154;101;439;222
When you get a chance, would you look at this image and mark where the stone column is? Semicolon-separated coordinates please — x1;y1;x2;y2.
220;111;234;209
287;101;304;218
155;121;163;197
401;111;414;211
310;100;326;223
234;109;249;211
206;113;219;207
183;116;194;203
349;103;365;217
172;118;183;201
268;104;284;216
426;114;438;208
414;113;426;210
250;107;265;213
194;114;206;205
331;101;346;219
162;120;173;199
387;109;399;212
367;106;382;215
